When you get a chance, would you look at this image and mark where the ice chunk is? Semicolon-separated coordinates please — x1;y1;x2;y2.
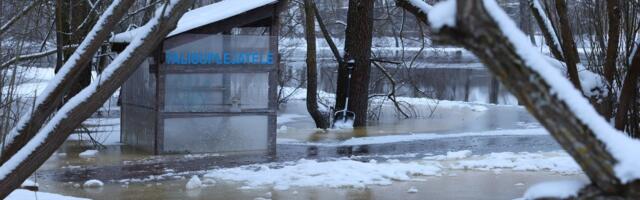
186;175;202;190
78;150;99;158
83;179;104;188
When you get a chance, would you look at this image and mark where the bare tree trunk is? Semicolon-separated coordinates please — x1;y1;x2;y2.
464;69;471;102
397;0;640;197
519;0;535;44
554;0;582;91
335;0;374;127
603;0;622;121
489;76;499;104
0;1;192;197
303;0;329;129
0;0;135;165
615;45;640;131
57;0;94;104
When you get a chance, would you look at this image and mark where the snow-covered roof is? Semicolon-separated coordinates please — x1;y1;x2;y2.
111;0;278;43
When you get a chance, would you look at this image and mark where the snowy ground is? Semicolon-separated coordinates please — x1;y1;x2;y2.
28;150;584;200
6;189;89;200
202;150;581;191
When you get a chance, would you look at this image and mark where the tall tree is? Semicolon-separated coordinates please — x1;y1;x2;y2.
554;0;582;91
602;0;622;120
302;0;330;129
55;0;94;103
334;0;374;127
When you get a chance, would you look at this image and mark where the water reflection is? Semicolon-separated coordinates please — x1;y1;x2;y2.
277;100;538;143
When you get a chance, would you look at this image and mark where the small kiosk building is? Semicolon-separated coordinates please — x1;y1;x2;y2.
111;0;281;155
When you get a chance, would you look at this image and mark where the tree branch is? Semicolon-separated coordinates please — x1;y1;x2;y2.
615;42;640;130
0;45;78;70
528;0;564;61
397;0;631;195
1;0;135;165
0;0;47;36
313;3;343;64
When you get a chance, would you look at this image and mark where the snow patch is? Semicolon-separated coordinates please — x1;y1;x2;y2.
522;180;587;200
21;179;38;188
428;0;456;30
332;119;354;129
407;186;419;193
199;150;580;191
452;151;581;174
407;0;433;14
6;189;89;200
204;158;441;190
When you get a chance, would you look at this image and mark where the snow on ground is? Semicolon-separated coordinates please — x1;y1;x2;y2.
521;180;588;200
204;158;442;190
6;189;89;200
278;128;548;146
203;150;580;191
451;151;582;174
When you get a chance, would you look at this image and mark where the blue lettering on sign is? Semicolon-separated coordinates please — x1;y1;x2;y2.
165;51;273;65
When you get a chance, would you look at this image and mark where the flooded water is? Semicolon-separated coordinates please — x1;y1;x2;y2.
283;51;517;105
33;170;585;200
277;100;539;142
17;49;571;200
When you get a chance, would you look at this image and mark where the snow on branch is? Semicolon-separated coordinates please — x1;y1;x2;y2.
479;0;640;183
1;0;134;165
529;0;561;55
0;0;193;197
398;0;640;195
528;0;564;61
0;45;78;70
0;0;47;36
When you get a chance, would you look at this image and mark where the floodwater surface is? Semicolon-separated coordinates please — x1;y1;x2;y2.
34;170;585;200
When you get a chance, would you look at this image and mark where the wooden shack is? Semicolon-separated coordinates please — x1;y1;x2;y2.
110;0;281;155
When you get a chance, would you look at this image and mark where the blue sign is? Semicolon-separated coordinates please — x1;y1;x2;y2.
165;51;273;65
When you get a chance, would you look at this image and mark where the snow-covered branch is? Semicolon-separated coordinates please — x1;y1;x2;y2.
0;0;135;165
397;0;640;198
528;0;564;61
0;0;47;36
0;0;193;197
0;45;78;70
